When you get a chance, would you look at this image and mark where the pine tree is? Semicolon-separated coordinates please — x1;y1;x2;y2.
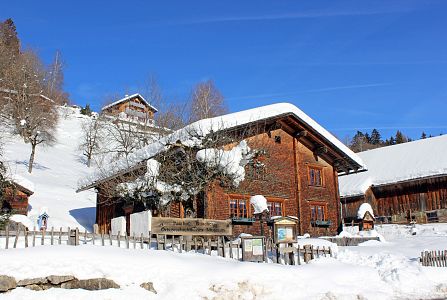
421;132;427;139
395;130;408;144
0;18;20;54
370;129;382;145
80;104;92;116
350;131;368;152
388;136;396;145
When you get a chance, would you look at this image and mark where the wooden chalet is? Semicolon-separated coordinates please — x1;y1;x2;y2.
339;135;447;224
1;176;34;215
101;93;158;125
78;103;365;237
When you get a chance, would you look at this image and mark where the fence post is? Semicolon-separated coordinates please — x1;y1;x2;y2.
32;227;36;247
194;237;198;253
208;237;212;256
117;231;121;247
148;231;152;249
126;234;129;249
24;229;28;248
229;241;233;259
13;227;20;248
41;228;45;246
59;227;62;245
109;231;113;246
140;233;144;249
51;227;54;245
237;240;241;261
171;235;175;252
297;244;301;265
133;233;136;249
179;236;183;253
163;235;167;250
5;225;9;249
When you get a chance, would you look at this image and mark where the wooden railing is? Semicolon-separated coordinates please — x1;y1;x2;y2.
0;226;332;265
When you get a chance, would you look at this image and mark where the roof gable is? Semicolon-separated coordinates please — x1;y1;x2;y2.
101;93;158;112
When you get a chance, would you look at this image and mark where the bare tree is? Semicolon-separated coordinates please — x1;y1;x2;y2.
94;121;257;217
142;75;187;131
44;50;69;105
189;80;227;122
2;50;58;173
100;119;149;162
79;116;103;167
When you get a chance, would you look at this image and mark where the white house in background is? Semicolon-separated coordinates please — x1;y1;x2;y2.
101;93;158;125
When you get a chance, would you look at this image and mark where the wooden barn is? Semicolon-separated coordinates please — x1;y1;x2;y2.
1;176;34;215
101;93;158;125
78;103;365;237
339;135;447;224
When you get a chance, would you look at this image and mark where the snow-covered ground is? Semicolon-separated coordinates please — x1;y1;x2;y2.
2;107;96;231
1;224;447;299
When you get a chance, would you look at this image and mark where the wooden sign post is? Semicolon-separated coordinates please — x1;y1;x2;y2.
151;217;232;236
241;236;265;262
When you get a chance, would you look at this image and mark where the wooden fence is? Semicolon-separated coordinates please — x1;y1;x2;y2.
420;250;447;267
320;236;380;246
0;226;332;265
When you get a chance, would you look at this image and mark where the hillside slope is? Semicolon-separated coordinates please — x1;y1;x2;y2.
2;107;96;231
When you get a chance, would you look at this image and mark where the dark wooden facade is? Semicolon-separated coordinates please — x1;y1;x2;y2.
1;183;33;215
341;175;447;223
91;113;362;237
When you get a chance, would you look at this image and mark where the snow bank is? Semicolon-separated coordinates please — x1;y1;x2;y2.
357;202;374;219
129;210;152;238
9;214;35;229
249;195;268;214
111;216;126;236
339;134;447;197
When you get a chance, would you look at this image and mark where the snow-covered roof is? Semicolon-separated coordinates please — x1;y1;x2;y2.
78;102;365;191
101;93;158;112
339;135;447;198
9;174;35;194
357;203;374;219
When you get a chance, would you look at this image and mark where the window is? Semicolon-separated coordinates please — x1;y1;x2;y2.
310;203;327;222
267;201;283;217
229;199;248;218
308;166;323;186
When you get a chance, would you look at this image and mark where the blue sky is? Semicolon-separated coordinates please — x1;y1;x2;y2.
2;0;447;140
